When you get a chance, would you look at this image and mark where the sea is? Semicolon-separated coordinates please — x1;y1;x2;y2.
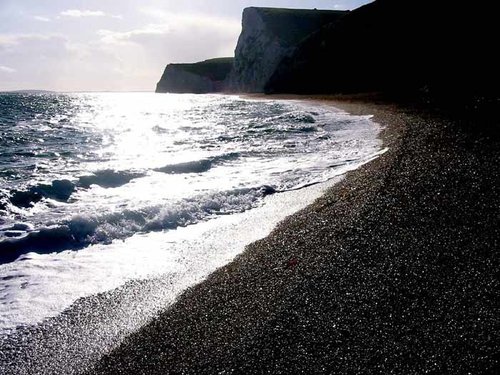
0;92;382;372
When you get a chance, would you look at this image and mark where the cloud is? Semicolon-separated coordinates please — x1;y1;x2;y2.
0;34;71;90
0;65;16;73
98;12;240;46
34;16;51;22
0;10;239;91
98;24;170;45
0;33;59;49
0;32;124;91
0;34;69;61
59;9;122;20
60;10;106;18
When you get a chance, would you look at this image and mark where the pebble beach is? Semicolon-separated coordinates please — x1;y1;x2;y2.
87;96;500;374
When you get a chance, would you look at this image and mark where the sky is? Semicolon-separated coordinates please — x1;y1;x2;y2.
0;0;371;92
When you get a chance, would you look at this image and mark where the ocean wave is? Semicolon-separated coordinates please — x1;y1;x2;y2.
266;111;317;124
0;225;87;264
155;152;240;174
155;159;213;174
0;185;276;264
4;169;146;209
77;169;145;189
9;180;75;208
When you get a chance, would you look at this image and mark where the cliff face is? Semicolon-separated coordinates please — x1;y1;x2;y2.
156;2;498;107
156;58;233;94
266;0;500;104
228;7;347;93
154;8;348;94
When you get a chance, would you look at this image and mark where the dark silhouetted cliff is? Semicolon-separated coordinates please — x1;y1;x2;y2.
266;0;499;105
156;58;233;94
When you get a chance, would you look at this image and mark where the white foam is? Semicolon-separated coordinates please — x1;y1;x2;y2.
0;176;349;374
0;176;338;333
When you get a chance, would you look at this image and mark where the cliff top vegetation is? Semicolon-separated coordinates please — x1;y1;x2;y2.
168;58;234;81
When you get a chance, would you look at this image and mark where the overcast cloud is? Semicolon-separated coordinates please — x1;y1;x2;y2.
0;0;371;91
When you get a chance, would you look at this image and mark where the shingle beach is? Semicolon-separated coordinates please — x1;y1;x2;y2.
88;96;500;374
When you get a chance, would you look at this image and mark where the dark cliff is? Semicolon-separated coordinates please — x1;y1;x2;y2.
266;0;499;105
228;7;348;92
155;58;233;94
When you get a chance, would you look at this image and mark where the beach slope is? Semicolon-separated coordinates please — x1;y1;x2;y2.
88;98;500;374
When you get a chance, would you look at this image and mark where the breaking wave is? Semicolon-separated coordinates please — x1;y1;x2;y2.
155;152;240;174
0;185;276;264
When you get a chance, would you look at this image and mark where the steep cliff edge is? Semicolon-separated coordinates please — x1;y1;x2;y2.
155;58;233;94
228;7;347;93
154;8;347;94
266;0;500;106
